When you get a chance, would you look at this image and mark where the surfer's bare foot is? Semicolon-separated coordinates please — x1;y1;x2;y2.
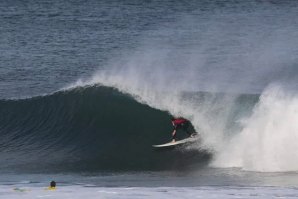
171;139;176;143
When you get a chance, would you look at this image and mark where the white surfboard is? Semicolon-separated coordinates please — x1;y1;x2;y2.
152;136;199;148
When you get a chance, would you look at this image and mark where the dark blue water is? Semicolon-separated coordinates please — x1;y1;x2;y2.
0;0;206;98
1;0;298;98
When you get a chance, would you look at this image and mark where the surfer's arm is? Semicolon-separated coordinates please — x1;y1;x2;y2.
171;129;177;141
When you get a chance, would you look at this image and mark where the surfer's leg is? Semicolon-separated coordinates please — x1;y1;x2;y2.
187;122;197;137
183;122;192;137
172;131;177;142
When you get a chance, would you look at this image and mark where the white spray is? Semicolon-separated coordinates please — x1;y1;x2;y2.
213;85;298;172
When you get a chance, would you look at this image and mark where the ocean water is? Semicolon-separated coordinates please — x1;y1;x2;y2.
1;0;298;198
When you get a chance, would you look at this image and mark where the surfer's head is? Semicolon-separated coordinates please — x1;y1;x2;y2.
50;181;56;188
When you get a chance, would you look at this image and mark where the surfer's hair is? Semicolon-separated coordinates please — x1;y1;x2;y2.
50;181;56;188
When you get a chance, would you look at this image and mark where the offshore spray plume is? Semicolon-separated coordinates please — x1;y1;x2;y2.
70;2;298;171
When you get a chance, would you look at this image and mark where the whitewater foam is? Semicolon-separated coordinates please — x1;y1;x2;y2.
213;85;298;172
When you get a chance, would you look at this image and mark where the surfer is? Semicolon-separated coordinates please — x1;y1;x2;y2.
171;117;197;142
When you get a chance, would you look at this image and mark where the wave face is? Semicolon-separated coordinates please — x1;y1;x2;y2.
0;86;213;172
2;83;298;173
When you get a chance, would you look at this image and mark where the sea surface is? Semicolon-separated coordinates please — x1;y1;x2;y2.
1;0;298;198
